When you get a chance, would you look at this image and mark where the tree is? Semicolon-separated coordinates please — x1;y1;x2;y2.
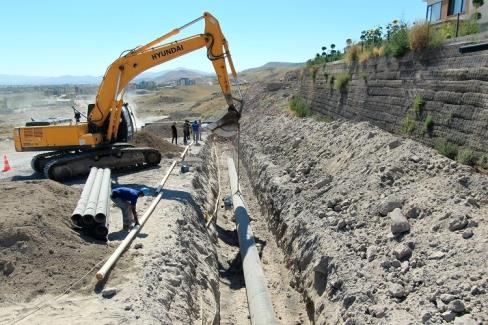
473;0;484;8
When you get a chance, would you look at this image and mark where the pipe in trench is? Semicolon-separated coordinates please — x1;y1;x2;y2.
227;158;278;325
95;168;111;223
71;167;98;226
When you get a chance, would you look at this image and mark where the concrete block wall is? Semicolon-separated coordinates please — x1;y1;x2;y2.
298;38;488;154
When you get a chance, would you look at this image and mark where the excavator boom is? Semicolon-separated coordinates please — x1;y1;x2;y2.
13;12;241;180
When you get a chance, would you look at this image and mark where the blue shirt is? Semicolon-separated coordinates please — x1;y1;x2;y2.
191;122;200;132
112;187;141;206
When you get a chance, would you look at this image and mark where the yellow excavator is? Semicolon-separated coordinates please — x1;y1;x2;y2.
13;12;242;181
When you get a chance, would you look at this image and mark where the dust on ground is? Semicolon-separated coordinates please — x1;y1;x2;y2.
0;180;112;304
131;130;182;158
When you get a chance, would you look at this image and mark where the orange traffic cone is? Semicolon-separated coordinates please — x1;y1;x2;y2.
2;154;11;172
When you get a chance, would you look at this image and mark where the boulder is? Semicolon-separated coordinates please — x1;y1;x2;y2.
389;283;406;298
378;198;403;216
393;244;412;261
389;209;410;235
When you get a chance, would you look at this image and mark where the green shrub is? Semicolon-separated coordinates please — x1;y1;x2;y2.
436;138;458;159
384;26;409;58
460;19;479;36
413;95;424;118
457;148;476;166
477;154;488;168
402;112;416;134
333;72;351;92
289;97;312;117
424;115;434;131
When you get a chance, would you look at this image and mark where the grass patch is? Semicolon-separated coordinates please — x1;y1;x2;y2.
402;112;416;134
477;154;488;169
413;95;424;118
333;72;351;92
424;115;433;131
457;148;476;166
289;97;312;117
384;26;409;58
314;115;332;123
436;138;458;159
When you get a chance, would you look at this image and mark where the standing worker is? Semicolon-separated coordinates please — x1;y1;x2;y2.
171;122;178;144
111;187;152;231
183;120;190;145
198;119;202;141
192;120;200;144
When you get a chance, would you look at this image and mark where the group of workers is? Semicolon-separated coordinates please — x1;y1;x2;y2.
108;120;203;233
171;120;202;145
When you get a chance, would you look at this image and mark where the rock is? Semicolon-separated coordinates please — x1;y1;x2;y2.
405;206;421;219
3;261;15;276
378;198;403;216
410;155;421;163
462;229;473;239
367;246;378;262
343;295;356;309
102;287;117;298
389;283;406;298
421;310;434;323
440;294;456;303
292;138;301;149
368;305;386;318
470;285;483;295
448;299;465;313
315;176;332;189
388;139;402;149
449;216;468;231
393;244;412;261
337;219;346;230
428;251;445;260
389;209;410;235
442;310;456;322
134;243;144;249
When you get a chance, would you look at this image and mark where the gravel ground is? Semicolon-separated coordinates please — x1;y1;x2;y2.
239;84;488;324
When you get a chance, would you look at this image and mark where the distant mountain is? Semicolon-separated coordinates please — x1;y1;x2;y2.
240;62;304;74
0;74;101;86
150;68;212;84
0;67;213;86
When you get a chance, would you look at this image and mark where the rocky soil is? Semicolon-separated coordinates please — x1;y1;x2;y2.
239;84;488;324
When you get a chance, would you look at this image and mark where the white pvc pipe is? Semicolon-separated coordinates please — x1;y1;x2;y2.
227;158;277;325
84;168;104;219
71;167;98;224
95;168;112;223
96;142;193;280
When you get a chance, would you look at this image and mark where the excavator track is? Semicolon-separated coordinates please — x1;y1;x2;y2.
41;146;161;181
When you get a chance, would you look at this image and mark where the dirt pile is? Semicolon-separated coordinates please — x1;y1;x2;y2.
0;180;112;303
132;130;182;157
239;85;488;324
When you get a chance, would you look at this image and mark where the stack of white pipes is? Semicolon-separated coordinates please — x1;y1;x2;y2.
71;167;112;240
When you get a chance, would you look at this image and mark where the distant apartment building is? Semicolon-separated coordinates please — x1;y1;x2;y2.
424;0;488;26
176;77;196;86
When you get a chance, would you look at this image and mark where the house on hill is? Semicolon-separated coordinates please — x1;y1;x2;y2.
424;0;488;28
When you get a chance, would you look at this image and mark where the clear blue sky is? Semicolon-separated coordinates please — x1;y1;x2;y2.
0;0;426;76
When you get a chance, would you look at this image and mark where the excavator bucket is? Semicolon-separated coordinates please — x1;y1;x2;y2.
207;104;242;137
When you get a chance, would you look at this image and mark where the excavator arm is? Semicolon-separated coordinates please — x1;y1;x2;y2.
90;12;240;142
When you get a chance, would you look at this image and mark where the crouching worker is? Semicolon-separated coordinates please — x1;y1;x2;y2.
111;187;151;231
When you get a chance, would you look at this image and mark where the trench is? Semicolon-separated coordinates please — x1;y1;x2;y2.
201;137;310;324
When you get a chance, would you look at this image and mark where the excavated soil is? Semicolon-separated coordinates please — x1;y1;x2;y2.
239;84;488;324
132;130;182;157
0;180;112;303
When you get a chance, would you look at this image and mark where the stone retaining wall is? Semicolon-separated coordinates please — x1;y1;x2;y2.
298;37;488;154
